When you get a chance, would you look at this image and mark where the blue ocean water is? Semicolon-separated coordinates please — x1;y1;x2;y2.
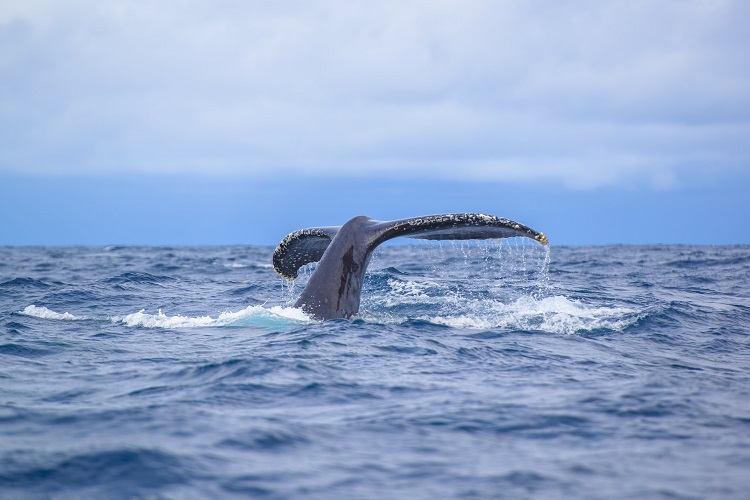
1;243;749;499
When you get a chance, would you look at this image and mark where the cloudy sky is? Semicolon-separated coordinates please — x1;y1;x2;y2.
1;0;748;245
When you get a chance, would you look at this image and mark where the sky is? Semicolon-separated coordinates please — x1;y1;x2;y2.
1;0;748;246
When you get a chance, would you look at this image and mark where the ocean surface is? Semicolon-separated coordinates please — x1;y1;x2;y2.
1;243;749;499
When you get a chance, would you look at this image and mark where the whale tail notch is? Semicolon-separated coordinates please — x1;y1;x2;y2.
272;213;548;320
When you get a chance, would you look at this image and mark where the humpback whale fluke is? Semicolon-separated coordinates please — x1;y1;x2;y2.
273;213;548;320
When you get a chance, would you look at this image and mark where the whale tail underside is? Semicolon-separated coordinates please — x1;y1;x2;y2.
273;213;548;280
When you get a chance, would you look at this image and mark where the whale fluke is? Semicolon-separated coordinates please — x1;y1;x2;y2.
273;213;548;320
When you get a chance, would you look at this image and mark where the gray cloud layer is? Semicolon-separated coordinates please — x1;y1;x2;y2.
1;0;748;188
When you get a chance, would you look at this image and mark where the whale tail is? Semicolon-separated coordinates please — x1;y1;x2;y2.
273;213;548;320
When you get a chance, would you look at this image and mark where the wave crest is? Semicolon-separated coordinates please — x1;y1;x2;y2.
115;305;310;329
360;295;641;334
20;296;640;334
20;305;311;330
425;296;640;334
21;305;80;321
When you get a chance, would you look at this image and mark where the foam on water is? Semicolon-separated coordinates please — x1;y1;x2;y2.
21;305;79;321
423;295;640;333
116;305;311;329
222;262;275;269
379;279;444;306
359;295;640;333
21;304;312;330
22;296;635;334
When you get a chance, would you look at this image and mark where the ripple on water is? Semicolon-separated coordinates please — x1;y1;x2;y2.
0;448;194;494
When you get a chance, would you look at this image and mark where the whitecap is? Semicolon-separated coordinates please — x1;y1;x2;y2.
21;305;81;321
223;262;275;270
421;295;640;334
378;279;444;307
114;305;311;329
20;303;312;331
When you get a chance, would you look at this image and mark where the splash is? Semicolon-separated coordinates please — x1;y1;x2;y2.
21;305;80;321
359;242;639;334
20;304;312;330
114;305;311;329
423;295;640;334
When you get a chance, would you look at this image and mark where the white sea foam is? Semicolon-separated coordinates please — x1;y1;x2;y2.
21;304;311;330
114;305;311;329
422;295;639;334
223;262;275;269
379;279;444;306
21;296;636;334
21;305;80;320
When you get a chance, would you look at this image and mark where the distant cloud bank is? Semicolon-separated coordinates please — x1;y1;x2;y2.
1;0;748;188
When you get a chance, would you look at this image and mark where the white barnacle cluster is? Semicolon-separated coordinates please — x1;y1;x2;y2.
273;229;313;279
467;213;502;226
407;213;458;230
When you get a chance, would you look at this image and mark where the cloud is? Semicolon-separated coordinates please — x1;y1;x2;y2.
1;0;748;188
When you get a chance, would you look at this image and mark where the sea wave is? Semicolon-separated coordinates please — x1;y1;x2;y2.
115;305;310;329
1;277;53;289
3;245;749;499
21;296;639;334
0;447;191;493
424;295;641;334
20;304;312;330
21;305;80;321
360;295;641;334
